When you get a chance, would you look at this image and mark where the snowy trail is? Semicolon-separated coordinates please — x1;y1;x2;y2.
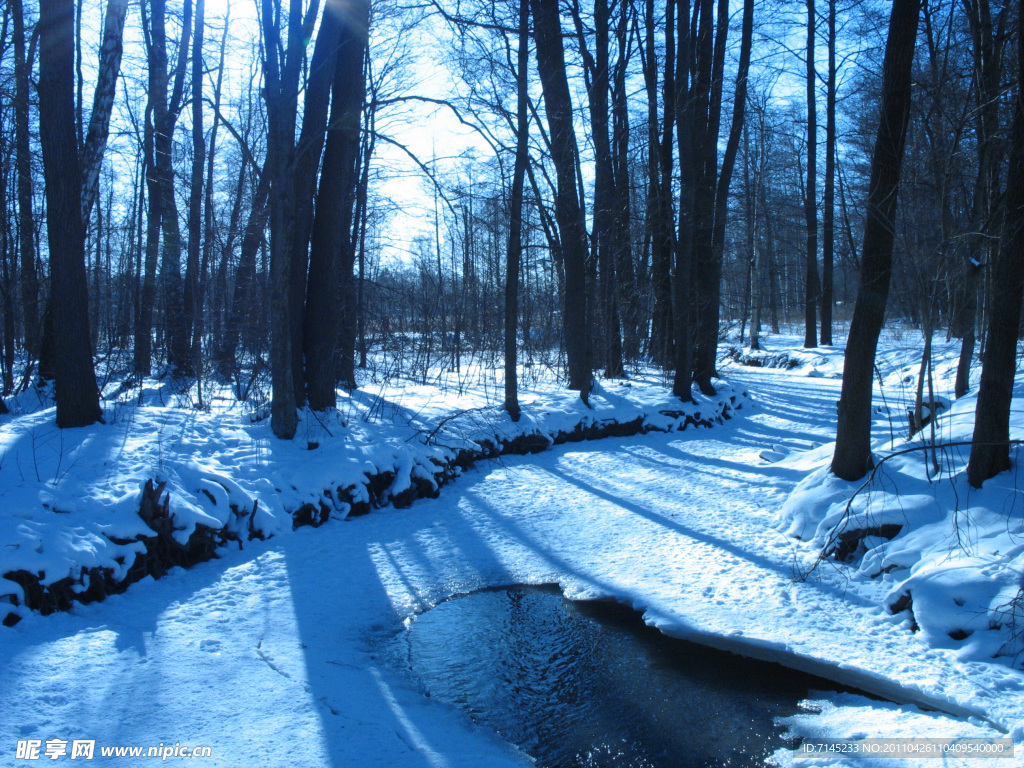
1;367;1022;767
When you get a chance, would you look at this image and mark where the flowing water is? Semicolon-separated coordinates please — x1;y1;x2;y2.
400;585;843;768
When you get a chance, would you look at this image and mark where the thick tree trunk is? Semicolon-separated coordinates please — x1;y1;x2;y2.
303;0;370;409
690;0;730;395
831;0;919;481
967;8;1024;488
288;5;345;403
262;0;321;439
38;0;102;428
957;0;1007;399
532;0;591;399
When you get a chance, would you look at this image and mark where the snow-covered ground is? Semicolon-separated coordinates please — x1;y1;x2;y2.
1;333;1022;766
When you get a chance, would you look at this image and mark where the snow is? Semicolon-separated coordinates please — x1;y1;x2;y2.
0;334;1023;767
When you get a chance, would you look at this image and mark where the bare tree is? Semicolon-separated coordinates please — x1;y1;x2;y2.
532;0;591;400
261;0;321;438
832;0;920;481
11;0;41;359
80;0;128;224
967;2;1024;488
304;0;371;407
505;0;530;422
803;0;820;348
38;0;102;428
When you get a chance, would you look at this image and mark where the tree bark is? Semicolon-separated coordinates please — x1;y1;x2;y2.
80;0;128;224
12;0;41;359
575;0;623;379
645;0;674;367
505;0;530;422
184;0;205;379
673;0;695;401
303;0;370;409
831;0;919;481
532;0;591;399
38;0;102;428
803;0;820;349
967;6;1024;488
820;0;836;346
289;5;345;403
957;0;1007;399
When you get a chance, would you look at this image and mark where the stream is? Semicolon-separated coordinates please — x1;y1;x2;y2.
400;584;848;768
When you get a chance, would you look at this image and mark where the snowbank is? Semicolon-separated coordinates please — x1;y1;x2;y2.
0;369;747;625
775;346;1024;671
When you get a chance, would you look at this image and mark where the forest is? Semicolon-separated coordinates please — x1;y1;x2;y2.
3;0;1024;763
0;0;1020;488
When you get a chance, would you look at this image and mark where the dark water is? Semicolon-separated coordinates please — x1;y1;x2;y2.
401;585;840;768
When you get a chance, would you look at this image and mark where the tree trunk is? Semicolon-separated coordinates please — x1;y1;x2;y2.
831;0;919;481
184;0;205;380
38;0;102;428
135;0;191;376
673;0;695;401
957;0;1007;399
611;2;638;363
967;7;1024;488
532;0;591;399
803;0;820;349
289;5;345;403
219;173;270;379
80;0;128;224
646;0;674;367
262;0;321;439
576;0;624;379
303;0;370;409
711;0;753;348
690;0;731;395
12;0;41;359
820;0;836;346
505;0;530;422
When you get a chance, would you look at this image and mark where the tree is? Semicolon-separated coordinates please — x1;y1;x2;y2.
183;0;206;384
831;0;920;482
135;0;192;376
11;0;41;358
504;0;530;422
967;3;1024;488
80;0;129;224
532;0;591;399
37;0;102;428
645;0;676;368
803;0;820;349
261;0;320;439
956;0;1008;399
820;0;837;346
678;0;753;396
304;0;371;407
